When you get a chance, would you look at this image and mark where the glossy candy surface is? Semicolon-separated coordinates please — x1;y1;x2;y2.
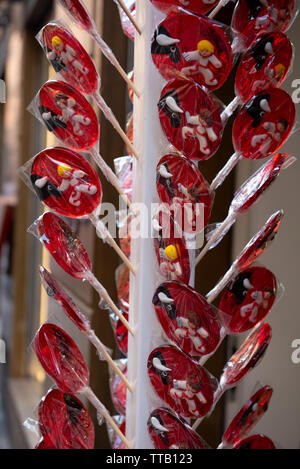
233;88;295;160
152;13;232;90
57;0;94;31
148;345;214;418
114;312;129;356
38;81;99;152
31;147;101;218
38;389;94;449
150;0;218;16
112;418;126;450
232;0;295;49
41;24;99;95
235;31;293;103
156;154;214;228
158;78;223;161
37;212;91;279
148;407;208;450
233;434;276;449
219;266;277;333
118;0;136;41
153;281;220;356
220;323;272;388
34;324;89;393
222;386;273;447
110;361;127;416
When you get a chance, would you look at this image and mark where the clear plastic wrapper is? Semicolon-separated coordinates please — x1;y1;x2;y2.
151;11;233;91
150;0;219;16
147;344;218;418
115;0;136;41
109;359;127;416
219;385;273;449
147;407;209;449
233;433;276;449
116;263;130;314
114;156;133;201
108;415;126;450
152;281;221;357
158;77;224;161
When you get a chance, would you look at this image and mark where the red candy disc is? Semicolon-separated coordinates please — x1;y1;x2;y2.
158;78;223;161
110;361;127;416
34;323;89;393
152;281;220;356
147;345;214;418
147;408;208;450
233;88;295;160
115;312;129;356
39;266;89;333
117;264;130;313
232;0;294;49
41;24;99;96
31;147;101;218
156;154;214;228
38;81;99;152
219;266;277;333
233;434;276;449
57;0;94;31
235;32;293;103
237;210;284;270
37;212;91;279
220;323;272;388
38;389;94;449
152;13;232;90
150;0;218;16
222;385;273;447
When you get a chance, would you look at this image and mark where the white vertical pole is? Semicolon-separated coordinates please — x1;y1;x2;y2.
126;0;166;449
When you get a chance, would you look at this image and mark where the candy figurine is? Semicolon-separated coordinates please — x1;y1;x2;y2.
152;281;220;356
38;389;95;450
158;77;223;161
147;345;215;418
56;0;139;95
34;323;131;448
152;13;232;90
39;24;138;159
233;434;276;449
218;266;277;333
219;385;273;449
147;408;208;450
197;153;294;264
156;154;214;229
232;0;295;49
33;212;133;334
110;360;127;416
150;0;218;16
211;88;295;190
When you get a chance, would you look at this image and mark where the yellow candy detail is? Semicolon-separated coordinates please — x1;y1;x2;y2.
165;244;180;260
274;63;285;75
197;40;215;54
58;163;72;177
52;36;62;47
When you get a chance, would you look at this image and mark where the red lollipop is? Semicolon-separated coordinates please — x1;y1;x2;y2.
34;323;131;448
158;77;223;161
197;153;293;264
232;0;295;50
36;437;56;449
147;345;214;418
38;389;95;449
117;264;130;313
35;212;133;334
156;154;214;229
147;408;208;450
233;434;276;449
150;0;218;16
152;13;232;91
220;385;273;449
218;266;277;333
114;311;129;356
152;281;220;356
110;360;127;416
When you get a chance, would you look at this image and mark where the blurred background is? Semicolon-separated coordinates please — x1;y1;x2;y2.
0;0;299;449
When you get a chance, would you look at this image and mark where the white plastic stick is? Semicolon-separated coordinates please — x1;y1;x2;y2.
221;96;241;123
210;152;242;191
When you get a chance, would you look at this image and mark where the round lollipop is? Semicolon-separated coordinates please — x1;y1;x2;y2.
193;322;272;430
38;389;95;449
232;0;295;50
152;281;220;356
56;0;139;95
219;385;273;449
158;77;223;161
110;360;127;416
34;323;131;448
211;88;296;190
39;24;138;160
39;266;132;391
147;345;215;418
233;434;276;449
34;212;133;335
147;407;208;450
27;147;134;274
152;13;232;91
196;153;294;265
156;154;214;229
206;210;284;303
150;0;219;16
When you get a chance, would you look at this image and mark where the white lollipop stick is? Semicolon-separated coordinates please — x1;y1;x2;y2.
221;97;242;123
210;152;242;191
116;0;142;34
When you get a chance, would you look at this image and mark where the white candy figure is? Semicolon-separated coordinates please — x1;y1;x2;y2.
175;313;209;353
251;119;288;156
49;36;89;76
182;110;218;155
54;91;91;136
182;40;222;86
170;378;207;416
